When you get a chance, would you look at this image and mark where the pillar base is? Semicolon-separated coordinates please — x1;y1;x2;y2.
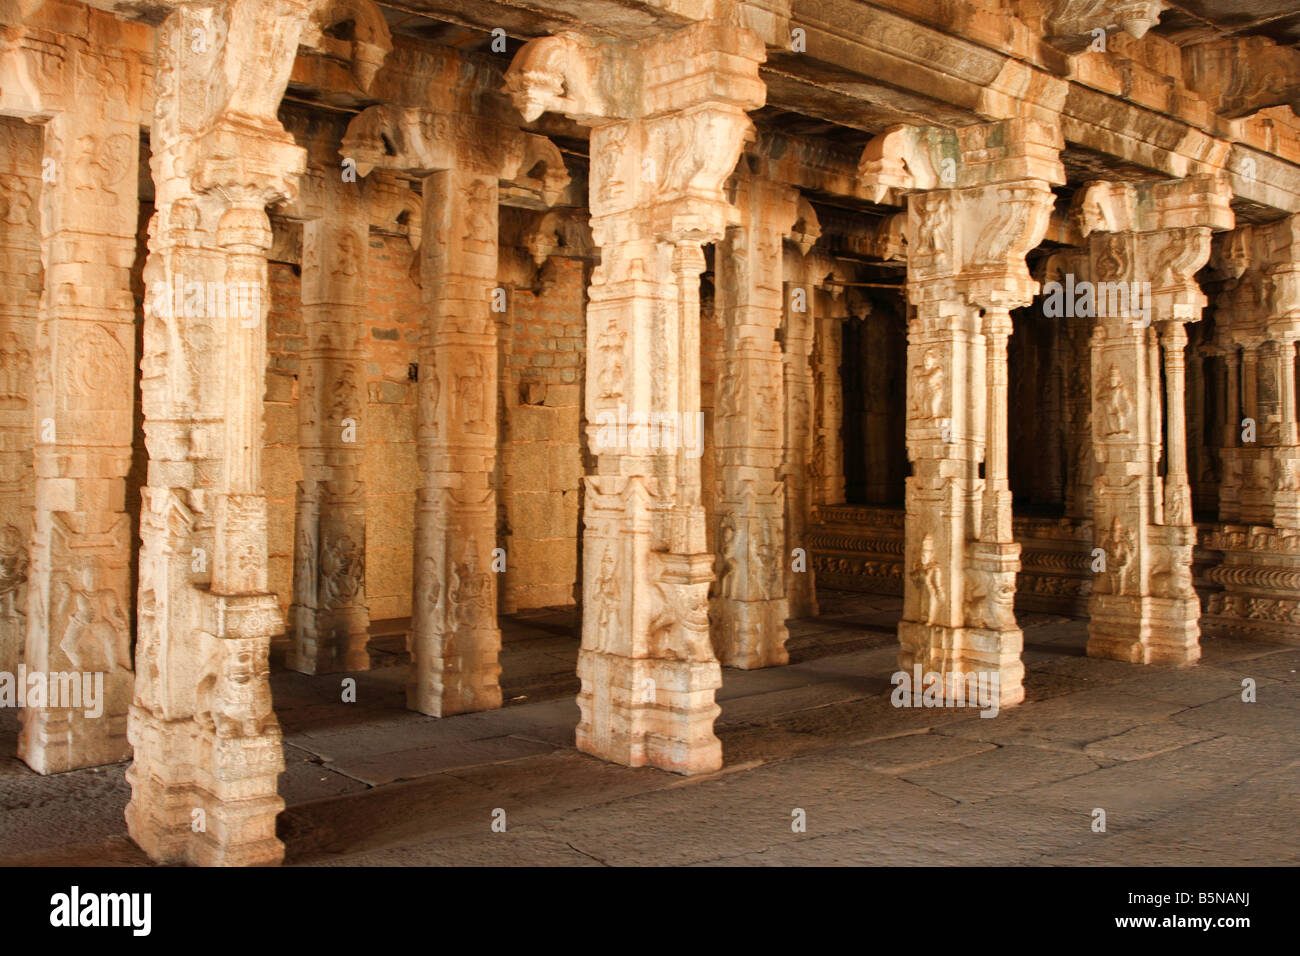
898;620;1025;708
710;598;789;669
18;681;132;774
1087;594;1201;664
576;647;722;775
125;705;286;866
405;626;503;717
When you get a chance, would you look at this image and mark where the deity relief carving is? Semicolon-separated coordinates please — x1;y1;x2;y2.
1099;516;1136;595
910;192;950;260
454;354;488;433
449;540;492;631
65;325;128;411
54;567;130;672
1096;364;1133;437
71;132;134;207
0;176;34;227
0;332;32;408
910;533;942;626
591;547;621;645
911;348;946;422
0;525;28;617
320;532;363;608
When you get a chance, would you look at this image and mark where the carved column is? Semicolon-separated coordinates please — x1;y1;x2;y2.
409;165;502;716
20;103;139;773
812;283;846;506
1079;176;1233;665
506;19;765;773
712;173;794;667
0;119;39;680
341;104;569;717
779;202;820;622
860;118;1061;706
1203;215;1300;642
284;132;370;675
126;0;316;867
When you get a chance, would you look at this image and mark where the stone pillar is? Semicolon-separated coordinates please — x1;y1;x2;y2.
1079;176;1233;665
811;284;846;506
505;18;765;773
126;0;318;867
0;119;39;681
408;166;503;716
288;213;370;674
859;118;1062;706
780;222;820;621
1202;216;1300;642
340;104;569;717
19;105;139;774
712;173;794;667
1220;345;1243;521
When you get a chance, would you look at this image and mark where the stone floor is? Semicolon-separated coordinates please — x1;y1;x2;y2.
0;590;1296;866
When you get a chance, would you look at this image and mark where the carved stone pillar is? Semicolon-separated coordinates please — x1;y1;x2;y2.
0;119;39;680
1220;345;1243;521
860;118;1062;706
1203;215;1300;642
1079;176;1233;666
288;212;370;674
409;166;502;716
812;283;847;507
779;211;820;622
19;105;139;774
341;104;569;717
505;18;765;773
712;173;795;666
126;0;318;867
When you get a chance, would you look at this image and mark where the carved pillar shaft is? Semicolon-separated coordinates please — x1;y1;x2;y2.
897;174;1053;708
711;176;791;668
1079;177;1231;666
20;109;138;774
505;18;764;774
812;289;846;507
782;253;817;620
126;1;313;867
0;119;39;681
289;217;369;674
1221;347;1242;521
408;167;503;717
1162;321;1192;525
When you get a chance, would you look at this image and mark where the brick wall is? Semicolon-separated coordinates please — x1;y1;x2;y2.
499;256;587;610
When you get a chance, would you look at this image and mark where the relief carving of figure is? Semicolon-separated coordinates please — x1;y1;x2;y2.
320;532;364;608
1100;516;1136;596
0;525;28;616
420;555;445;631
54;567;130;672
911;349;946;422
910;533;942;626
449;541;492;631
592;548;620;641
0;332;33;407
717;517;741;600
455;354;488;433
1097;365;1133;437
195;643;274;739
